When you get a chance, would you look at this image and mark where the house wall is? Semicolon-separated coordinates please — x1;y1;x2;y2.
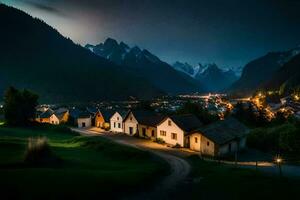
49;114;60;125
61;112;69;123
77;117;92;128
110;112;123;132
189;133;215;156
39;118;50;123
138;125;157;139
95;112;105;127
200;135;215;156
157;118;185;147
123;112;138;136
189;133;201;151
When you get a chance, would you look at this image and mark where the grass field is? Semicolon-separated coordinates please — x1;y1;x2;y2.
172;156;300;200
0;125;168;200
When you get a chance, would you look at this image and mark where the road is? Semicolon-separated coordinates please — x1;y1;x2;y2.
72;127;300;197
72;128;192;199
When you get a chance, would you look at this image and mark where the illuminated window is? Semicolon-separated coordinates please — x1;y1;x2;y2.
171;133;177;140
168;120;172;126
160;130;166;136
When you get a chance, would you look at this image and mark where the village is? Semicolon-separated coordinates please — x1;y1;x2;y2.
33;95;250;158
33;92;300;159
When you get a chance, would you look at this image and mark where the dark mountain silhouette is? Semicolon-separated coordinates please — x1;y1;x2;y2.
229;47;300;95
264;53;300;93
86;39;203;94
0;4;163;103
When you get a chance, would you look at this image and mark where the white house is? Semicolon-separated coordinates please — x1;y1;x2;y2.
123;111;138;135
49;113;60;125
188;118;249;157
77;112;92;128
123;110;164;138
157;114;203;147
110;111;128;132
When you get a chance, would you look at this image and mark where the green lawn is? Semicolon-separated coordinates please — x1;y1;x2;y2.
173;156;300;200
0;125;168;200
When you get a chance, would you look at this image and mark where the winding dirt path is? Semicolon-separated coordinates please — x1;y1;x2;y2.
72;128;192;199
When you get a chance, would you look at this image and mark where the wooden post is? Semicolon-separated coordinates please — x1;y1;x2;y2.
255;160;258;171
278;161;282;178
235;150;238;168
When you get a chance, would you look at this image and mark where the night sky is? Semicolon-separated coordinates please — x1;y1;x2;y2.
3;0;300;69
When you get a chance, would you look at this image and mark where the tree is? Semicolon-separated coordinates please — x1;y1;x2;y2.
3;87;38;126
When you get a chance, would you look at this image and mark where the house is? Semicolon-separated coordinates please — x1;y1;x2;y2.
49;109;69;125
37;108;54;123
77;112;92;128
92;109;114;129
110;110;128;132
188;118;249;157
122;110;138;135
156;114;203;147
136;112;165;139
94;110;105;127
123;110;164;137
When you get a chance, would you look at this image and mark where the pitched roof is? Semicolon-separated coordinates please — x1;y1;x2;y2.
101;110;115;121
78;111;91;118
53;112;66;121
116;110;129;119
169;114;203;133
40;108;54;118
125;110;165;127
195;118;249;145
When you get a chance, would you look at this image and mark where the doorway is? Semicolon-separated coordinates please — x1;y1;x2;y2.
129;127;133;135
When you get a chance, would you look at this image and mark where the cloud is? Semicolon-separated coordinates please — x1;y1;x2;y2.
20;0;66;16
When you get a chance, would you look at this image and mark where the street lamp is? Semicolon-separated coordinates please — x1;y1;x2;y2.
275;156;283;178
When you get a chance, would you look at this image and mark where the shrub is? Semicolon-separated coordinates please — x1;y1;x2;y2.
247;123;300;154
173;143;181;148
155;138;165;144
24;137;61;166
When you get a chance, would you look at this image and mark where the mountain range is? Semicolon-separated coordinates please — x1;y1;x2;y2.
1;4;299;102
0;4;202;103
172;62;238;92
85;39;203;94
229;46;300;95
264;53;300;93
